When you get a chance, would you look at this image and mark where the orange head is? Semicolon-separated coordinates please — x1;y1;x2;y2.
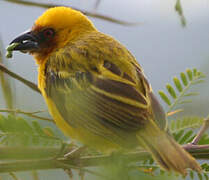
9;7;96;63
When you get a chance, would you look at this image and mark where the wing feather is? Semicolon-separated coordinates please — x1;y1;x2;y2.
43;43;166;147
44;67;151;147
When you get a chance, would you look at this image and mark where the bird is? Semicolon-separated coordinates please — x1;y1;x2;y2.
8;6;201;175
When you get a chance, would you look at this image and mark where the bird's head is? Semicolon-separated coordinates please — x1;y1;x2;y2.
9;7;96;63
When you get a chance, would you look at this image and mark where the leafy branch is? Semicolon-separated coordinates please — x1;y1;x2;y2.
170;116;204;133
156;68;209;179
0;113;208;179
0;63;40;93
159;68;205;113
0;144;208;178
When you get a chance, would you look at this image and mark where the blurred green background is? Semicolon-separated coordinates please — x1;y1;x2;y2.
0;0;209;179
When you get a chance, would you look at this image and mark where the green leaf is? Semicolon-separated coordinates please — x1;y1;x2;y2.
159;68;206;111
184;92;199;97
149;158;154;165
174;129;184;141
180;72;188;86
43;127;55;137
32;121;45;135
189;171;194;179
193;68;197;76
166;84;177;99
204;174;209;180
175;0;186;26
186;69;193;80
192;80;205;85
175;0;182;15
198;134;209;145
179;100;192;104
197;173;203;180
197;71;206;78
0;114;61;147
178;130;193;144
170;116;204;133
173;77;183;92
158;91;171;105
201;163;209;171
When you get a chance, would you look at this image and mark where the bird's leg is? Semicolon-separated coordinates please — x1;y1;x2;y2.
192;117;209;145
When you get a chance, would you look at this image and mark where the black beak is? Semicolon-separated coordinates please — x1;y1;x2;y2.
9;31;39;51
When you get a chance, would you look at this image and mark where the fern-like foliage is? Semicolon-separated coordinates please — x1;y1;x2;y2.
138;68;209;180
0;68;207;180
0;114;62;147
136;162;209;180
159;68;205;113
170;116;204;133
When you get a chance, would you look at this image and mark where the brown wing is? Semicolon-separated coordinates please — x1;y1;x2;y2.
44;59;155;148
133;64;167;130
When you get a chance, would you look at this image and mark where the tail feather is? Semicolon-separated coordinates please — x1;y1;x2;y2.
137;121;201;175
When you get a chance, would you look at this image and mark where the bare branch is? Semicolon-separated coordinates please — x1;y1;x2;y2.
191;117;209;145
0;63;40;94
0;108;53;122
4;0;140;26
0;38;14;109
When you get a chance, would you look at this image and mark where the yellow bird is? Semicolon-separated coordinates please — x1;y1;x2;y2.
9;7;200;175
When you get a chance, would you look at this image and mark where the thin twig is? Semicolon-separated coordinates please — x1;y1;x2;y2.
26;110;47;114
0;108;53;122
183;144;209;151
0;37;14;109
5;0;140;26
191;117;209;145
0;63;40;93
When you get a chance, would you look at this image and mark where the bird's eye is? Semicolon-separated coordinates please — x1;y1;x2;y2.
43;28;55;39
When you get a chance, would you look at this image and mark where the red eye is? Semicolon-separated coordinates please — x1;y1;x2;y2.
43;28;54;38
